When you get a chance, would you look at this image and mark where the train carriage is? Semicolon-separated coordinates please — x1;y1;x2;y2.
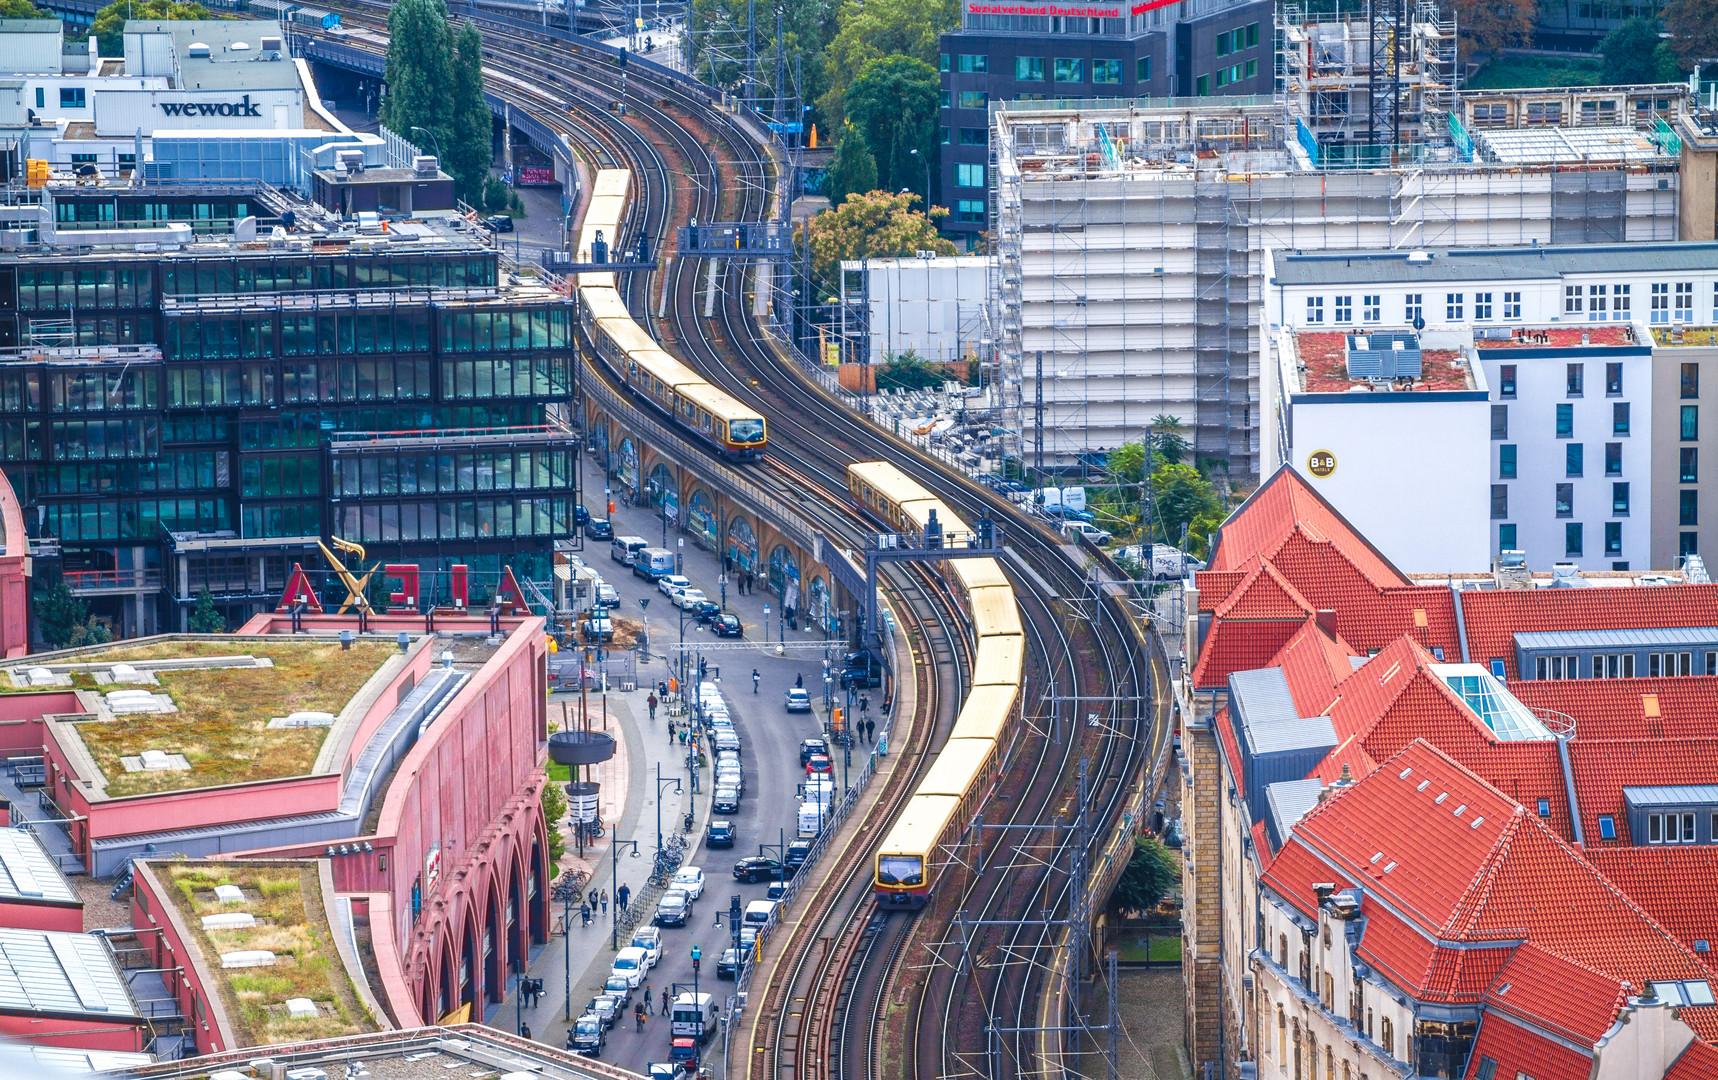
971;633;1025;688
874;795;962;908
572;169;767;460
969;585;1024;639
916;737;1001;832
950;556;1009;594
947;685;1018;744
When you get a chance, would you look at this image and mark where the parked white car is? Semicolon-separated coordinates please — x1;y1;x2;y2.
670;866;706;900
657;574;691;598
610;946;649;987
673;587;709;610
630;926;664;968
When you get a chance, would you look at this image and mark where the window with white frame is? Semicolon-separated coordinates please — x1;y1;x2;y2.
1676;282;1694;322
1363;295;1380;322
1648;812;1697;843
1565;285;1584;314
1334;296;1352;323
1653;282;1670;324
1648;652;1695;676
1613;283;1630;317
1591;653;1636;678
1447;293;1464;320
1589;284;1608;319
1475;293;1492;320
1306;296;1324;324
1534;654;1580;679
1405;293;1422;324
1504;292;1521;319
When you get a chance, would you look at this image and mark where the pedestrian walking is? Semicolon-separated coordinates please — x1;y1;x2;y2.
648;693;658;720
795;673;803;689
867;718;876;743
617;883;631;913
860;694;870;715
580;902;591;926
644;985;653;1009
521;1022;531;1040
752;668;760;694
600;889;609;915
588;887;599;909
661;993;671;1016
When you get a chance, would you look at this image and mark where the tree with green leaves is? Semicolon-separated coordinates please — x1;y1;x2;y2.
34;580;112;650
445;21;493;204
89;0;209;58
818;0;959;125
1150;414;1192;465
1151;460;1226;556
691;0;837;128
876;350;945;391
1599;17;1669;84
844;55;940;205
801;189;956;290
540;772;567;870
187;587;225;634
382;0;466;187
0;0;41;18
1112;835;1179;913
824;121;877;206
1663;0;1718;70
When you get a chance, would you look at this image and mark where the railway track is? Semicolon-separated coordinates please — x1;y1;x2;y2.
305;14;1167;1079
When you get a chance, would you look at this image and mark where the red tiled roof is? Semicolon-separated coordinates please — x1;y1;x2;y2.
1275;741;1710;1004
1586;845;1718;955
1210;466;1408;589
1250;819;1274;870
1425;945;1514;1004
1483;942;1627;1046
1325;636;1496;764
1665;1038;1718;1080
1259;835;1354;920
1193;570;1248;612
1273;618;1356;716
1463;1014;1593;1080
1568;738;1718;847
1457;739;1574;844
1681;1005;1718;1044
1190;616;1306;691
1509;677;1718;741
1458;585;1718;681
1214;561;1316;621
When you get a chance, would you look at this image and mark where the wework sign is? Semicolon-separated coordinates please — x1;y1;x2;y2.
159;94;265;117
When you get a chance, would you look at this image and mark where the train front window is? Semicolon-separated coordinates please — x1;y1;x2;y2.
877;855;923;886
729;419;765;444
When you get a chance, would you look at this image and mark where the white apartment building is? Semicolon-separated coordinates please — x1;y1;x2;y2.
838;255;993;365
990;90;1701;480
1264;325;1491;573
1260;242;1718;571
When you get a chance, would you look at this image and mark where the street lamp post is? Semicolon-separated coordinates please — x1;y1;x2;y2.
655;761;682;857
610;828;639;951
763;604;770;646
908;147;930;206
553;881;576;1021
638;596;651;663
410;126;443;161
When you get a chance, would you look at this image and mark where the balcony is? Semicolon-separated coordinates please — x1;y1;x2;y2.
64;568;162;596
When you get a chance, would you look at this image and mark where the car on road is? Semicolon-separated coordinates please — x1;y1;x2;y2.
712;730;741;756
739;925;760;951
711;786;740;814
602;975;634;1009
657;574;691;598
631;926;664;967
706;820;735;847
785;840;813;872
691;601;723;625
581;614;614;642
733;856;784;883
611;946;650;987
570;1013;605;1056
672;587;709;610
805;754;833;775
574;504;591;527
711;613;744;638
670;866;705;900
653;888;693;927
596;582;620;607
800;737;828;765
482;214;514;233
1062;520;1113;546
584;518;614;541
588;994;623;1028
715;772;744;797
841;650;884;689
716;946;741;979
766;880;788;900
783;688;812;713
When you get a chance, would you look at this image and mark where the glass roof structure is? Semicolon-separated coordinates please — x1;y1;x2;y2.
1431;664;1558;742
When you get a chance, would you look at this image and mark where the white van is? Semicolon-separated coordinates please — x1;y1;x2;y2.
671;992;718;1041
797;800;824;838
612;536;650;566
633;548;676;580
743;899;778;928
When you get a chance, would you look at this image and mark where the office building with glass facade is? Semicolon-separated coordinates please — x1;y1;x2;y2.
0;177;577;637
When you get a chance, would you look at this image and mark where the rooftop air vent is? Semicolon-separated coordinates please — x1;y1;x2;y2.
230;41;250;51
1344;332;1422;381
187;42;210;59
260;36;283;52
1407;250;1431;262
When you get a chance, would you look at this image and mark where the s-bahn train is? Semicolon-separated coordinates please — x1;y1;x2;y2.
849;461;1025;908
574;169;768;460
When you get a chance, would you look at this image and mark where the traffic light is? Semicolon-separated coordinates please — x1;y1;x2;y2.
618;46;628;67
691;943;701;971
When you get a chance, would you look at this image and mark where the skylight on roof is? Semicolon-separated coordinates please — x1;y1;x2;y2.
1431;664;1557;741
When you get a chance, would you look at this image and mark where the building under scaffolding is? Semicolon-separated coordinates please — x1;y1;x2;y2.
992;79;1693;479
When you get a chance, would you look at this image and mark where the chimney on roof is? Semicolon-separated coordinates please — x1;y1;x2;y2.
1313;882;1337;905
1335;763;1354;788
1315;609;1338;638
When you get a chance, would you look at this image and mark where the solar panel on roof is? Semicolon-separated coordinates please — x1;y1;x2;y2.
1345;332;1423;380
0;846;41;898
47;935;108;1012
